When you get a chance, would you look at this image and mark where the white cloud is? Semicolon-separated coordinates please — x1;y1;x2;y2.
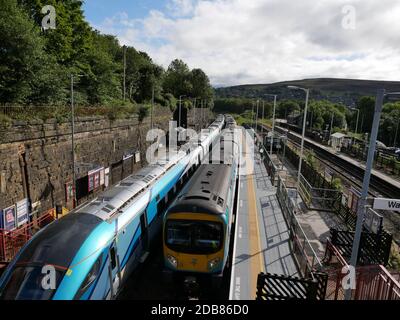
95;0;400;87
167;0;195;17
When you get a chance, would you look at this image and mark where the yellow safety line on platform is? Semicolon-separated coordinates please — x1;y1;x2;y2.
243;130;265;299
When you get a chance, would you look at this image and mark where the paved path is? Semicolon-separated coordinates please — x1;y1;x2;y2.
230;128;298;300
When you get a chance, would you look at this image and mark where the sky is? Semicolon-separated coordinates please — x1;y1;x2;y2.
82;0;400;87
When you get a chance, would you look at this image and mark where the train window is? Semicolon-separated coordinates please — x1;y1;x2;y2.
74;254;103;300
110;247;117;270
0;265;64;300
165;220;223;254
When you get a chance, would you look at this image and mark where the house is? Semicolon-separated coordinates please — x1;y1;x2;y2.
330;132;346;151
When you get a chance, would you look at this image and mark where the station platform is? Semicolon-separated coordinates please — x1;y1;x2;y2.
229;128;298;300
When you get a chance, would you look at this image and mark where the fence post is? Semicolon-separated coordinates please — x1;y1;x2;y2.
256;272;265;300
306;279;318;300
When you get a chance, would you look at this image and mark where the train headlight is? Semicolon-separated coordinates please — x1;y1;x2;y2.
208;258;221;270
167;255;178;268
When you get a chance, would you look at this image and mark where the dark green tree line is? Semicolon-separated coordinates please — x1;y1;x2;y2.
0;0;213;108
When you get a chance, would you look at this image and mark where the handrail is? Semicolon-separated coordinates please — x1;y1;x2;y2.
277;176;323;270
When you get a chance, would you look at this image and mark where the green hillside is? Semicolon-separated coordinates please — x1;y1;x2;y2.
215;78;400;106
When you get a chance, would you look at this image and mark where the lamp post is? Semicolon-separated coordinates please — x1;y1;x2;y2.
264;94;278;156
261;100;265;137
345;89;400;300
70;74;82;208
329;112;334;143
287;86;309;196
123;45;127;102
394;117;400;148
251;101;255;129
255;99;259;132
178;95;186;128
354;108;360;137
151;86;154;132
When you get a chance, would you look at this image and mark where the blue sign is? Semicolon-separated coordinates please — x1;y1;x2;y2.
3;205;16;231
0;209;3;229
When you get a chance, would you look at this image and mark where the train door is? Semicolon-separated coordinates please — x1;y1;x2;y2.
108;241;121;299
140;213;149;251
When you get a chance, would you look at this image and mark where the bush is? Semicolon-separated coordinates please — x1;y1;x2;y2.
331;178;343;192
0;114;12;128
138;105;150;123
389;244;400;271
164;93;177;112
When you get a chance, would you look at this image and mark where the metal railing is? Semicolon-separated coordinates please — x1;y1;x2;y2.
0;209;55;263
323;239;400;300
298;173;341;211
276;176;323;278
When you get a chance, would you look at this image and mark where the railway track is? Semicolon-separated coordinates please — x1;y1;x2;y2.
262;124;400;199
258;123;400;245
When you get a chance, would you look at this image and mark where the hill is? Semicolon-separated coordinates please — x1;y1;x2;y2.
214;78;400;106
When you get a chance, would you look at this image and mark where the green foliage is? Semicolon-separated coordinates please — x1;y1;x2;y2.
163;59;213;102
0;0;63;103
307;100;346;131
138;105;149;123
331;178;343;192
357;96;375;133
163;59;192;98
164;93;177;112
214;98;256;114
306;151;316;169
1;1;213;113
389;245;400;271
0;114;12;128
277;100;300;118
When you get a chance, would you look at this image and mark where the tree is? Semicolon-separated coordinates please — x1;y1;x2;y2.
277;100;300;118
190;68;213;99
0;0;64;104
83;32;121;105
357;96;375;133
163;59;192;98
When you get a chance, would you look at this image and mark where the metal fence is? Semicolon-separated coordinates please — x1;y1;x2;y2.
0;105;141;122
0;209;55;263
323;239;400;300
298;173;341;211
256;271;328;300
276;176;323;277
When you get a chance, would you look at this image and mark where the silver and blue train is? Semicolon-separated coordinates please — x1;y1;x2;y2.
162;115;240;286
0;115;225;300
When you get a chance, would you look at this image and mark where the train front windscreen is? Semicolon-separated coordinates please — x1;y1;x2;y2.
165;220;223;255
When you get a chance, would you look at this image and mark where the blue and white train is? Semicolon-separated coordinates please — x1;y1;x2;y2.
0;115;225;300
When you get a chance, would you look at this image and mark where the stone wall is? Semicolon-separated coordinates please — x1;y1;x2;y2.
0;107;211;216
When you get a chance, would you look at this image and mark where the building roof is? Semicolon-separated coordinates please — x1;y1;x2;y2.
331;132;346;139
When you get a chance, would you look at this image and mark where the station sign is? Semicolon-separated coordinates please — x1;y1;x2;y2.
16;198;29;227
135;151;141;163
364;207;383;234
88;167;105;192
3;205;16;231
373;198;400;212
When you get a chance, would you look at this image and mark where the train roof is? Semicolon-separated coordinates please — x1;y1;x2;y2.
167;164;233;216
71;117;225;221
9;213;103;270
